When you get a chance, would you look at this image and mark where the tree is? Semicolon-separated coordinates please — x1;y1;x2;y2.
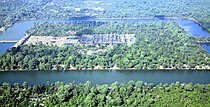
22;82;28;89
184;83;194;91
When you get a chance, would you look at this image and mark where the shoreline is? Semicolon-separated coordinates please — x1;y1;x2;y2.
197;41;210;44
0;27;5;32
164;16;210;33
0;21;17;32
1;16;210;34
1;67;210;72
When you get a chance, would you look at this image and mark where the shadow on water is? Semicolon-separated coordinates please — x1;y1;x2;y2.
69;16;95;20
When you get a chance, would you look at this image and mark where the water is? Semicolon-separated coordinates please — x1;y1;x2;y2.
0;20;78;41
0;43;16;55
0;70;209;85
0;21;37;40
175;19;210;37
202;44;210;53
0;18;210;54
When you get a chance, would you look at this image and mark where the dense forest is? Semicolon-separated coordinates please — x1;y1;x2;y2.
1;22;210;70
0;0;52;31
0;81;209;107
1;1;210;106
27;21;107;36
1;0;210;32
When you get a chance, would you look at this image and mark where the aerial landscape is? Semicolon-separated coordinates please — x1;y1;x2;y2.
0;0;210;106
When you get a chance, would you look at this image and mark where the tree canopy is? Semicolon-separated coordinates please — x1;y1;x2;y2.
1;22;209;70
0;81;209;107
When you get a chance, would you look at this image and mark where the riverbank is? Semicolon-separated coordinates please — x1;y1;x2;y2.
0;21;17;32
197;41;210;44
1;65;210;72
162;16;210;33
196;36;210;44
0;27;5;32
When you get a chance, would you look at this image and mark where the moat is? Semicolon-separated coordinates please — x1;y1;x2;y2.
0;70;210;85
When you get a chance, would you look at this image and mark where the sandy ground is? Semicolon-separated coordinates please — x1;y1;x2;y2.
24;36;79;46
24;34;135;46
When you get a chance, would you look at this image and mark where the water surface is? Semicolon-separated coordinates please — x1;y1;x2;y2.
175;19;210;37
0;43;15;55
0;70;209;85
202;44;210;53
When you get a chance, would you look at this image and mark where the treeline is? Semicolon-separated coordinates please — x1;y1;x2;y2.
0;81;209;106
27;21;158;36
35;0;210;32
27;21;106;36
1;0;210;32
195;36;210;44
1;22;210;70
